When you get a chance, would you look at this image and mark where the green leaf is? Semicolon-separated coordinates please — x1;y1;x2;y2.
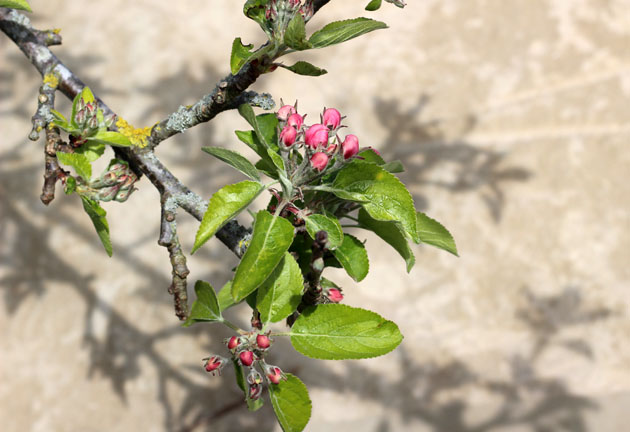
64;176;77;195
357;148;385;165
290;304;403;360
331;234;369;282
87;130;132;147
358;208;414;272
75;141;105;163
284;14;312;50
80;196;113;257
304;214;343;250
201;146;260;181
365;0;382;11
382;160;404;173
333;160;419;242
56;152;91;181
80;86;96;104
192;180;264;254
235;130;265;155
238;104;272;148
51;109;69;128
269;374;312;432
231;210;295;302
230;38;255;75
280;61;327;76
0;0;32;12
256;253;304;323
307;185;369;202
416;212;458;256
309;18;388;48
255;113;280;148
183;281;222;327
233;359;265;411
217;281;238;312
243;0;271;32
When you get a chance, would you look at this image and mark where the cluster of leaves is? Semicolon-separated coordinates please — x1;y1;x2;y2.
185;2;456;431
51;87;140;257
188;101;456;430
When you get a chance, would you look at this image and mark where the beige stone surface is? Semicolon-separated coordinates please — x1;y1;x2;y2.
1;1;630;431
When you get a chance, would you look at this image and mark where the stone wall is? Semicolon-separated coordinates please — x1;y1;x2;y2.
1;1;629;431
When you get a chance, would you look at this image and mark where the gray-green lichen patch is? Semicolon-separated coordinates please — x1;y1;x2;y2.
165;105;196;133
248;92;275;110
176;191;208;214
8;9;31;27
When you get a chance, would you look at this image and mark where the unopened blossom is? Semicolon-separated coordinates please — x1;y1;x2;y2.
265;365;286;385
277;104;296;121
279;125;297;147
227;336;240;351
203;356;227;375
342;134;359;159
256;334;271;349
305;124;329;149
322;108;341;129
327;288;344;303
239;350;255;367
287;113;304;130
310;152;329;171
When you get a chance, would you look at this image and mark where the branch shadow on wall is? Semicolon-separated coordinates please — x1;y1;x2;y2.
0;145;277;431
280;285;609;432
374;95;531;221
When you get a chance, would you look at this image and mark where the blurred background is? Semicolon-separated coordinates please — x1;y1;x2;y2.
1;1;629;431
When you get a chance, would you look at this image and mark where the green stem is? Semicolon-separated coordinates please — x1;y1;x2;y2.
220;318;246;334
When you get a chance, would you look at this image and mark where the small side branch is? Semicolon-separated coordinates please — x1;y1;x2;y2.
41;125;67;205
159;195;190;320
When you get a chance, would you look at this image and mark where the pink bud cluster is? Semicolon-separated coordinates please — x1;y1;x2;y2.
276;103;361;173
265;0;314;23
205;332;286;400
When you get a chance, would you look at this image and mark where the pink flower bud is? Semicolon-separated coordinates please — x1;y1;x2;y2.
287;113;303;130
249;383;263;400
310;152;329;171
328;288;344;303
203;356;226;375
342;134;359;159
304;124;329;149
277;104;296;121
279;126;297;147
239;350;255;367
322;108;341;129
326;143;338;154
265;365;286;385
227;336;240;350
256;334;271;349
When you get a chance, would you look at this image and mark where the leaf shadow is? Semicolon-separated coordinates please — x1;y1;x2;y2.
276;285;609;432
374;95;531;222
